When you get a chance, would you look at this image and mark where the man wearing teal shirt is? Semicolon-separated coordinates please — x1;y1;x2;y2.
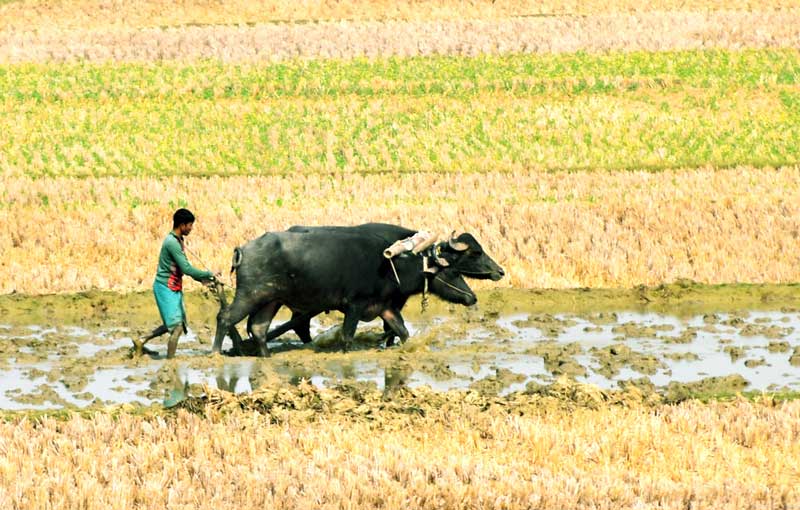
133;208;216;358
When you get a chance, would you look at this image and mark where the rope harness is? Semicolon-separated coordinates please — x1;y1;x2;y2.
387;244;444;314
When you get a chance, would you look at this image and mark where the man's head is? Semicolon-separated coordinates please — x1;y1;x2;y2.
173;208;195;236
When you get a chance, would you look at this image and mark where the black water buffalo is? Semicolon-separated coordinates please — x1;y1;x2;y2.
253;223;504;347
288;223;504;280
213;229;488;356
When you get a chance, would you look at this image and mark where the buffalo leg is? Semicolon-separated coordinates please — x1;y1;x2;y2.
246;311;314;343
262;318;295;341
340;312;360;353
228;326;245;356
211;281;245;354
214;298;257;354
265;313;310;342
247;304;275;339
291;313;313;344
249;301;280;357
380;309;409;347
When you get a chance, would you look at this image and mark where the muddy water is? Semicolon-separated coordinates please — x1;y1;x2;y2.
1;284;800;410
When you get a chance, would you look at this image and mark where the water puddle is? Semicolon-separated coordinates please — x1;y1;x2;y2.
1;307;799;409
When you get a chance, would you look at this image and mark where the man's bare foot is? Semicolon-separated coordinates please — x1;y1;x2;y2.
131;339;158;357
132;338;145;357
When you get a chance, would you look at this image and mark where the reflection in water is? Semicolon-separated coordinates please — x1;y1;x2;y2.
383;363;411;396
212;364;255;393
289;367;314;386
340;362;356;380
215;371;240;393
162;365;189;408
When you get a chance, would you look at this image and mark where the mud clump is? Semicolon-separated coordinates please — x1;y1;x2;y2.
512;314;576;338
469;368;527;396
724;346;746;362
744;358;767;368
415;360;458;381
180;376;662;422
525;376;660;409
664;374;749;403
524;342;585;377
738;324;793;339
663;352;700;362
549;359;587;378
23;367;48;380
59;363;96;392
73;391;95;401
611;322;674;339
790;347;800;367
767;341;791;353
11;384;73;408
591;344;664;378
617;377;658;395
663;328;698;344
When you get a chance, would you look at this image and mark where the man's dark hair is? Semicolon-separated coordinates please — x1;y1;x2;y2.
173;208;196;228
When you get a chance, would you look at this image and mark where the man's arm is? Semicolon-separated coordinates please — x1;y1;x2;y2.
166;238;213;281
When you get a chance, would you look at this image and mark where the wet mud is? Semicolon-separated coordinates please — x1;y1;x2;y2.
1;282;800;411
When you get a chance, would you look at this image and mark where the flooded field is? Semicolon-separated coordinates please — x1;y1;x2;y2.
2;284;800;410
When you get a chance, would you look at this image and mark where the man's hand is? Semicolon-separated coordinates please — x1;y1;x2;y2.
203;271;222;287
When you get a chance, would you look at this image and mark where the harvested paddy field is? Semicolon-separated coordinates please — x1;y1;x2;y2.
3;167;800;293
2;286;800;508
1;390;799;509
3;1;800;508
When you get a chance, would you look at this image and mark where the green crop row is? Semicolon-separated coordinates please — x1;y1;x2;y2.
1;50;799;177
2;50;799;101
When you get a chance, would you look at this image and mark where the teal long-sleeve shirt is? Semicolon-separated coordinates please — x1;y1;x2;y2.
154;232;213;291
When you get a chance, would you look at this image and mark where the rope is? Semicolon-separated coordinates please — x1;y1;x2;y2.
432;273;474;298
183;241;234;288
389;258;401;285
421;256;429;313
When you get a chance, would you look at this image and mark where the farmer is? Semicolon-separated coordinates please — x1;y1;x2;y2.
133;208;217;358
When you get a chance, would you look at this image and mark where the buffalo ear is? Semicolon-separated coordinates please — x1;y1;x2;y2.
448;232;469;252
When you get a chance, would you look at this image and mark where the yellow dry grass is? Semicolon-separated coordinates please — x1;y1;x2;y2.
1;166;799;294
0;386;797;509
3;0;799;33
3;10;800;62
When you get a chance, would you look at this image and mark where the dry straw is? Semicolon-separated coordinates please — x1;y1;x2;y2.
3;0;799;33
2;9;800;62
0;383;797;509
1;166;799;294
